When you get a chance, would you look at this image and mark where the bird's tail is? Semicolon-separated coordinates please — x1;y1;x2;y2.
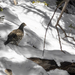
4;40;10;45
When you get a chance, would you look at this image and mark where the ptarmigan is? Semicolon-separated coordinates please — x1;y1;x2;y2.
4;23;26;45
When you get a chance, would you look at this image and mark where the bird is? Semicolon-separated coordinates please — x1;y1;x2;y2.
4;23;26;46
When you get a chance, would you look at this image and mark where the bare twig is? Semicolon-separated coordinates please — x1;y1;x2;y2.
42;0;66;56
55;0;69;52
56;26;62;51
55;0;70;27
58;24;75;41
56;0;67;8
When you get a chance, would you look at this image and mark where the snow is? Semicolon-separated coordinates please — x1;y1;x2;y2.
48;69;69;75
0;0;75;75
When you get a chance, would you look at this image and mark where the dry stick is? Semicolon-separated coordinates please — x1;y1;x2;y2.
56;26;65;53
56;26;62;51
58;24;67;36
58;24;75;41
55;0;70;52
55;0;70;27
42;0;66;56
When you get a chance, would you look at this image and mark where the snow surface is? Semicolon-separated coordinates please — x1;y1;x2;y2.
0;0;75;75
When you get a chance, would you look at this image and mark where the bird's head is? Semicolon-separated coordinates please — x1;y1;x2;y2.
21;23;26;27
18;23;26;30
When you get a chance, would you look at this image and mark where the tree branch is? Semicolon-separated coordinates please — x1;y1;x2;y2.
55;0;69;52
55;0;70;27
58;24;75;41
42;0;66;57
56;26;62;51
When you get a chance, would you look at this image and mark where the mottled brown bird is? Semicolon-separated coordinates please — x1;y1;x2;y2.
4;23;26;45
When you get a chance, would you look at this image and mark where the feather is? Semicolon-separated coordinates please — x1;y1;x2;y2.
4;23;26;45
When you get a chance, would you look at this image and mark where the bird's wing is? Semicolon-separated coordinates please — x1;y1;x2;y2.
8;29;24;40
8;32;17;41
16;29;24;39
8;29;17;37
